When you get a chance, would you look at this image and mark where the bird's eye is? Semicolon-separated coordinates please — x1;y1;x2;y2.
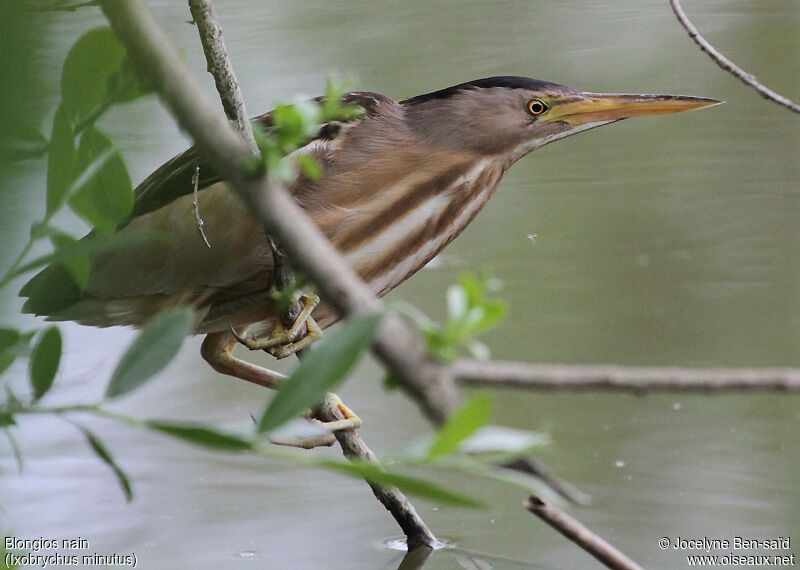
527;99;548;116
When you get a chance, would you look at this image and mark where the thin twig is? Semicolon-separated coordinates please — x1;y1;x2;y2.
669;0;800;114
453;360;800;392
316;395;440;550
180;0;439;548
191;163;211;248
524;495;644;570
502;457;591;506
187;0;258;148
272;237;438;547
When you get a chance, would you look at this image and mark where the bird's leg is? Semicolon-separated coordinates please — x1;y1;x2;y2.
266;314;322;359
202;329;360;449
201;328;287;389
269;393;362;449
231;292;322;359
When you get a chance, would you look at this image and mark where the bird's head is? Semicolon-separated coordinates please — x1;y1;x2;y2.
402;76;721;162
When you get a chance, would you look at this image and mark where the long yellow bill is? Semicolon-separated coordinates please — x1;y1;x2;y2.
545;93;722;125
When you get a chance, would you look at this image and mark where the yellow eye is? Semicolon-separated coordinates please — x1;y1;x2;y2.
527;99;548;116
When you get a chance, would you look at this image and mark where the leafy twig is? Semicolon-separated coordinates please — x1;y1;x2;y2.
191;163;211;247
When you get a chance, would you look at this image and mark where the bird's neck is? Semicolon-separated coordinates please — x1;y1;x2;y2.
315;151;506;297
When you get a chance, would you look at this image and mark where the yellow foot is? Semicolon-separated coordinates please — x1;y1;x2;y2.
268;394;362;449
231;292;322;359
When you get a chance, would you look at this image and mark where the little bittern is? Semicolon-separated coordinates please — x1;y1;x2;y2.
22;76;719;432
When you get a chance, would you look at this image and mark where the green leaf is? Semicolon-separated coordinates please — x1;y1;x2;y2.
320;76;364;122
0;412;16;428
0;331;35;378
69;128;133;232
428;395;494;459
46;105;75;215
459;273;485;307
29;326;62;401
0;353;15;377
49;231;90;289
259;312;384;433
61;27;127;121
146;421;253;452
106;57;150;104
0;124;48;162
297;153;323;180
106;307;195;399
77;424;132;501
0;329;21;353
322;459;485;508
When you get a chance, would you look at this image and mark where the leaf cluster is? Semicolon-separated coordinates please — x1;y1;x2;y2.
399;273;508;362
250;78;364;182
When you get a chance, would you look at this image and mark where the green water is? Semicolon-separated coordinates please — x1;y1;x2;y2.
1;1;798;568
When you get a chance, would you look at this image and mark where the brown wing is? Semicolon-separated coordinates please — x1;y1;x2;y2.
129;92;392;220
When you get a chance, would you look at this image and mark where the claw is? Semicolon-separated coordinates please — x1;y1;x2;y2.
229;325;250;348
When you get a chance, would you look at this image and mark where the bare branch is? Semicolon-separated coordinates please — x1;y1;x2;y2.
502;457;592;506
524;495;644;570
187;0;258;147
454;360;800;392
315;395;439;549
669;0;800;114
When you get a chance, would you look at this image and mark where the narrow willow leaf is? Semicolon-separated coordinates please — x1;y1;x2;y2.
0;329;21;353
29;326;62;401
0;353;15;377
61;27;127;121
106;57;150;104
64;146;115;200
0;329;31;377
77;425;132;501
49;231;90;290
297;153;323;180
69;128;133;232
258;312;383;433
106;308;195;399
146;421;253;452
46;105;75;215
322;459;485;508
428;395;494;459
0;124;48;162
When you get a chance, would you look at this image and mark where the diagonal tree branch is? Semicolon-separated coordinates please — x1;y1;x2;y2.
669;0;800;114
182;0;438;549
